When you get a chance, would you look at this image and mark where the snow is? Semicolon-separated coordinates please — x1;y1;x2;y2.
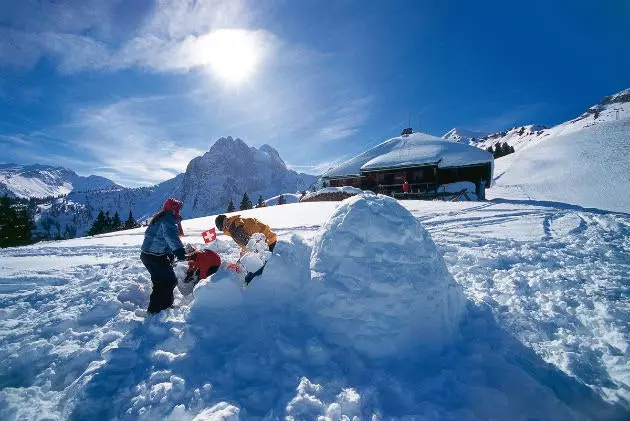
324;132;493;178
489;102;630;213
1;196;629;420
442;127;490;142
0;163;119;199
300;186;364;202
263;193;301;206
308;195;465;357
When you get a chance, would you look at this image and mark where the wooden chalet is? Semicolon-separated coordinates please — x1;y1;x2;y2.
323;130;494;200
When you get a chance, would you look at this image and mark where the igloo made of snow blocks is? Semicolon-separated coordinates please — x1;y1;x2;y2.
309;194;466;358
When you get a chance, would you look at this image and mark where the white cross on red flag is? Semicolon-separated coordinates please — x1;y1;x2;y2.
201;228;216;243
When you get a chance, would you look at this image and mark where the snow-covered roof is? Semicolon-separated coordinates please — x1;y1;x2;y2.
323;132;493;178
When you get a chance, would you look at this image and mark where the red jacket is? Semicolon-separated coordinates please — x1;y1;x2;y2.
402;182;410;193
188;249;222;280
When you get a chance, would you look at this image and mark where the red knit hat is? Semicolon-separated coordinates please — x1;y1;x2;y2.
163;198;183;214
163;198;184;236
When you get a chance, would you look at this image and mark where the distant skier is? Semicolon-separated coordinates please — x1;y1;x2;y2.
214;214;277;284
140;198;188;314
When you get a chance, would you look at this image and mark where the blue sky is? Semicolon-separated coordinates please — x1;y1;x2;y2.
1;0;629;186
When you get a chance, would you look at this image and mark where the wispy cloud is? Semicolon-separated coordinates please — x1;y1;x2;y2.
317;96;373;141
66;98;205;186
0;0;274;76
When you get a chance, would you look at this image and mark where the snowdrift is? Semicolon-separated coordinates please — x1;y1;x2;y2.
308;195;465;357
2;197;629;420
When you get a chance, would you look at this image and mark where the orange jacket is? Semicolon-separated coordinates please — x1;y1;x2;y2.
223;216;277;249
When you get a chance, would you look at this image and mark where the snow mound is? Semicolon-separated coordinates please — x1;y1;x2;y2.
309;194;466;357
264;193;301;206
300;186;365;202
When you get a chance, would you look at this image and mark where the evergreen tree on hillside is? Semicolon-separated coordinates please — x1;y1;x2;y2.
277;194;286;205
87;210;108;236
240;192;252;210
227;199;235;212
104;211;112;231
111;211;122;231
124;210;137;229
0;196;34;247
486;145;494;154
257;195;265;208
493;143;504;158
321;181;328;189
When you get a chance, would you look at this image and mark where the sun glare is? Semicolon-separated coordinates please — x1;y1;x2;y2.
198;29;264;86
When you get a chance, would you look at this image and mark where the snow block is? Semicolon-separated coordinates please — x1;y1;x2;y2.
309;194;466;357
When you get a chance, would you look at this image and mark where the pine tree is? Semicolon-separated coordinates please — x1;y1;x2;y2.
111;211;122;231
227;199;235;212
486;145;494;154
104;211;112;232
0;196;14;248
502;142;510;156
87;210;108;236
240;192;252;210
321;181;328;189
494;143;504;158
257;195;265;207
124;210;137;229
277;194;286;205
0;197;33;247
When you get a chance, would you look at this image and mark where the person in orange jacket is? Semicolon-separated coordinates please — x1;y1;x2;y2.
214;214;277;284
214;214;277;252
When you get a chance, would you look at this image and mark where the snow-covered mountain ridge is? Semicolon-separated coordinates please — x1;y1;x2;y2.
442;127;490;142
443;87;629;153
0;163;120;198
489;88;630;213
32;137;317;238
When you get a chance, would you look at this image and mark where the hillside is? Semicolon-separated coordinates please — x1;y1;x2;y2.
442;127;490;142
1;195;628;419
489;88;630;213
0;163;120;198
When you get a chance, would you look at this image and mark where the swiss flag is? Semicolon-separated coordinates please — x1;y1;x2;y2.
201;228;216;243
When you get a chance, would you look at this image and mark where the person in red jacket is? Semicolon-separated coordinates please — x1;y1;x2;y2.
402;180;410;193
184;248;222;285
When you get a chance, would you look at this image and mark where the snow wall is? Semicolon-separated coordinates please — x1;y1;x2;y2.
191;194;465;360
309;194;466;357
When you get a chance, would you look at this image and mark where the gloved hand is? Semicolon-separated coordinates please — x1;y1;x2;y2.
173;247;187;262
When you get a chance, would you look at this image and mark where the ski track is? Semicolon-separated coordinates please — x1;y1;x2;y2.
1;199;629;419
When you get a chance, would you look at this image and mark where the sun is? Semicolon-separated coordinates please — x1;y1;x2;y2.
198;29;264;86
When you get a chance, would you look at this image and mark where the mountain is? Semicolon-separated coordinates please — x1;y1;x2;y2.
489;87;630;213
32;137;318;238
174;137;317;217
0;163;120;198
442;127;490;143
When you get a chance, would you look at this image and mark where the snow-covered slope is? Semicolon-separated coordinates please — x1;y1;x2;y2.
264;193;301;206
1;196;628;420
489;88;630;213
442;127;490;142
472;124;549;151
0;163;120;198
